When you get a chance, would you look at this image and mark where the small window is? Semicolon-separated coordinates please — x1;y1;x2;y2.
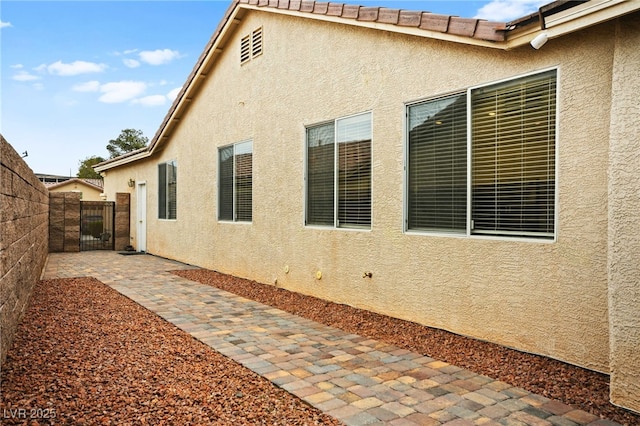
158;160;177;220
306;112;372;229
219;141;253;222
240;27;263;65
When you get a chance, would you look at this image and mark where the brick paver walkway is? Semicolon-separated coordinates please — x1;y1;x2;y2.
43;252;620;426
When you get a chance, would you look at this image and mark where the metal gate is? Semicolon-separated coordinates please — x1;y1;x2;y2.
80;201;115;251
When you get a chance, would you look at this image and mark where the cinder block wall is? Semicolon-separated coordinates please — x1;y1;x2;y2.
48;192;80;253
0;135;49;366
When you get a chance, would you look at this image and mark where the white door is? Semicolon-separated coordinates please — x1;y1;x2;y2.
136;182;147;252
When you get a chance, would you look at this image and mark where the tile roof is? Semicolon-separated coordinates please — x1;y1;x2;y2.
238;0;508;41
45;178;104;190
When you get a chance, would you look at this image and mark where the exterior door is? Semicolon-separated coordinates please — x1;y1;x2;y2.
136;181;147;252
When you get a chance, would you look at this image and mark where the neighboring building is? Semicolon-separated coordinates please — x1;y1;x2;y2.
96;0;640;413
45;178;104;201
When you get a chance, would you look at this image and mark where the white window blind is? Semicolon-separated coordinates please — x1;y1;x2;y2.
306;112;372;229
306;123;335;226
337;113;372;228
471;70;556;237
234;141;253;222
219;141;252;222
406;70;556;239
407;94;467;232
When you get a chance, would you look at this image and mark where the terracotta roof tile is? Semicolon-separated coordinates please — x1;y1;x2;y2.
327;3;343;16
341;4;360;19
288;0;301;11
398;10;421;27
313;1;329;14
448;17;478;37
242;0;507;42
357;7;379;22
378;8;400;25
420;13;450;32
299;0;314;13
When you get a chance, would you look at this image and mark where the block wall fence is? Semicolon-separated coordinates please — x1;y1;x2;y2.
0;135;49;366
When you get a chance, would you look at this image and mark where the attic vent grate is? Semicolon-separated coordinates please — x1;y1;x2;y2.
251;28;263;57
240;27;263;65
240;34;251;64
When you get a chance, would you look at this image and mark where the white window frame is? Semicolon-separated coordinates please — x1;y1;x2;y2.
404;68;559;242
218;140;253;223
304;111;373;230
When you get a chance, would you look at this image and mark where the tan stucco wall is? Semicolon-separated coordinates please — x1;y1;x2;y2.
608;14;640;414
48;181;103;201
103;12;621;373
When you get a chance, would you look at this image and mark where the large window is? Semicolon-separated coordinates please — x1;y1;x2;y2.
407;70;557;239
158;160;177;220
219;140;253;222
306;112;372;229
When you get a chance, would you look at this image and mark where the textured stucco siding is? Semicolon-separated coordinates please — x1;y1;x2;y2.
102;13;619;373
608;14;640;414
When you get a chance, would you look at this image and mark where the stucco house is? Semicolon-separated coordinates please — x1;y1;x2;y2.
96;0;640;413
45;178;104;201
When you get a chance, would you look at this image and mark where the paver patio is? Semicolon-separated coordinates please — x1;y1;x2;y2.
42;252;620;426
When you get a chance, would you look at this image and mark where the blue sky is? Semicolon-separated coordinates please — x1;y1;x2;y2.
1;0;546;176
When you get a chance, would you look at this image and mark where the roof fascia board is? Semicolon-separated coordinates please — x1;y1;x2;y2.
240;4;505;49
97;3;244;172
147;5;245;154
94;151;152;172
505;0;639;48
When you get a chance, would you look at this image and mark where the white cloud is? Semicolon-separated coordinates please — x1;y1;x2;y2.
13;71;41;82
132;95;167;107
11;64;24;69
139;49;181;65
0;20;12;29
474;0;547;21
72;80;101;92
47;60;107;76
123;48;138;55
123;58;141;68
167;87;182;101
98;81;147;103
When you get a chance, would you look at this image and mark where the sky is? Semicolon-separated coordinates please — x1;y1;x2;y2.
1;0;547;176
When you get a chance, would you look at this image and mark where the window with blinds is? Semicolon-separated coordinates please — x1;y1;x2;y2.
218;141;253;222
471;70;556;237
158;160;177;220
407;93;467;233
406;69;557;239
306;112;372;229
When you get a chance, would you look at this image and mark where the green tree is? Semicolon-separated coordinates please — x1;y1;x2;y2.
107;128;148;159
77;155;105;179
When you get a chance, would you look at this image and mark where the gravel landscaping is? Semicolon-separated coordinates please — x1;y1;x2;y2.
2;269;638;425
173;269;640;426
0;277;340;425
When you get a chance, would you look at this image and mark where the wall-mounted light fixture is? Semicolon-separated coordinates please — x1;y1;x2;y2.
530;32;549;50
127;178;135;188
